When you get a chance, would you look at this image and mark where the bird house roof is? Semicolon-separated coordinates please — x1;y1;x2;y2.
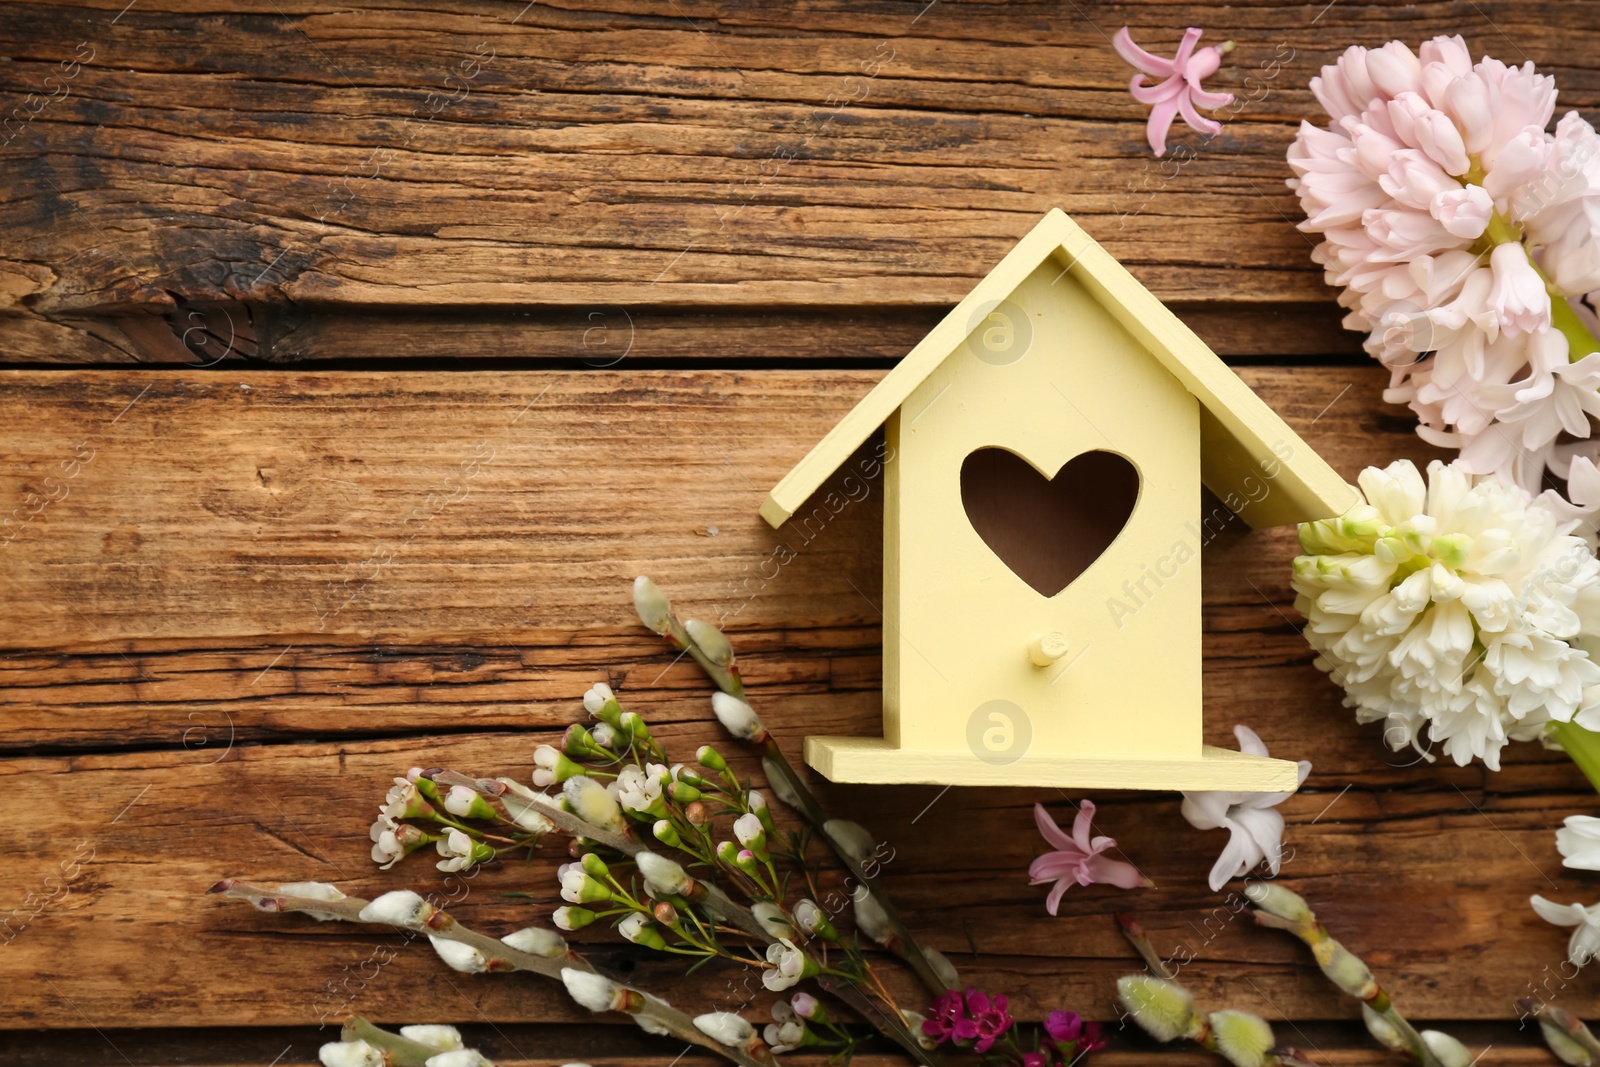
761;209;1358;529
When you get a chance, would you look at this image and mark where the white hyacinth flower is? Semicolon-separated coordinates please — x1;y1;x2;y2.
694;1011;755;1047
1557;815;1600;870
428;936;488;974
1531;895;1600;968
710;692;765;740
1293;459;1600;771
319;1040;384;1067
1182;725;1311;892
399;1025;463;1050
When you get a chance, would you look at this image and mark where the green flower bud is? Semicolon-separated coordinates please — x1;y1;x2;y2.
581;852;610;879
552;906;598;931
696;745;727;772
653;819;683;849
670;780;703;804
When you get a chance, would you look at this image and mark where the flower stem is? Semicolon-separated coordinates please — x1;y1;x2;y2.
207;880;770;1067
1552;721;1600;795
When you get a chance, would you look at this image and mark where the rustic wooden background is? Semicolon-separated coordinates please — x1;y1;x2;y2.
3;1;1598;1063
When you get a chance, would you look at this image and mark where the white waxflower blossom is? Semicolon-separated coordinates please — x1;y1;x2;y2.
766;1000;807;1053
435;829;476;874
762;938;810;991
583;681;615;715
694;1011;755;1047
502;926;566;958
1557;814;1600;870
710;692;765;740
319;1040;384;1067
429;936;488;974
616;763;668;816
443;785;491;819
425;1052;493;1067
1532;895;1600;967
1182;726;1311;892
399;1025;464;1051
369;815;408;870
1293;460;1600;770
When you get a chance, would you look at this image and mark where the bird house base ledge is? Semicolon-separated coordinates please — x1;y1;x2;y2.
804;737;1302;792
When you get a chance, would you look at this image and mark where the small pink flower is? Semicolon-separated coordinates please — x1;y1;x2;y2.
1113;26;1235;157
1044;1010;1083;1044
963;989;1013;1054
1028;801;1147;913
1022;1054;1049;1067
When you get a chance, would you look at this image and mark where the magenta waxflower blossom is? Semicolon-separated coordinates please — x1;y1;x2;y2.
1113;26;1235;157
1028;800;1147;913
921;988;1014;1054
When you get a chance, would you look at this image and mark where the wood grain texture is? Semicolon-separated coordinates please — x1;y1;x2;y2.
2;363;1592;1035
2;0;1596;339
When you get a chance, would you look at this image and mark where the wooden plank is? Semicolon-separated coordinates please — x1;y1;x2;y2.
0;303;1362;365
0;1027;1561;1067
2;729;1593;1029
2;362;1587;1030
1;363;1442;768
3;1;1596;324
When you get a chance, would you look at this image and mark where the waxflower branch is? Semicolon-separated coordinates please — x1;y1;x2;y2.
427;769;938;1066
206;880;771;1067
633;575;950;999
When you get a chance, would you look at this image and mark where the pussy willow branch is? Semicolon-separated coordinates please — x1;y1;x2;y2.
660;605;949;1000
1251;907;1444;1067
1116;915;1317;1067
438;772;941;1067
208;880;769;1067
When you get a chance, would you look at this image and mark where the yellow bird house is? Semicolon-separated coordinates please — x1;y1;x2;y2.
761;210;1357;792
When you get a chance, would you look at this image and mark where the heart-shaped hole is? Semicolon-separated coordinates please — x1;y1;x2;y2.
959;448;1140;597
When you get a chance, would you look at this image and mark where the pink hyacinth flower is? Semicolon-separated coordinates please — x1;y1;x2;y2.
1028;800;1147;913
1113;26;1235;157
